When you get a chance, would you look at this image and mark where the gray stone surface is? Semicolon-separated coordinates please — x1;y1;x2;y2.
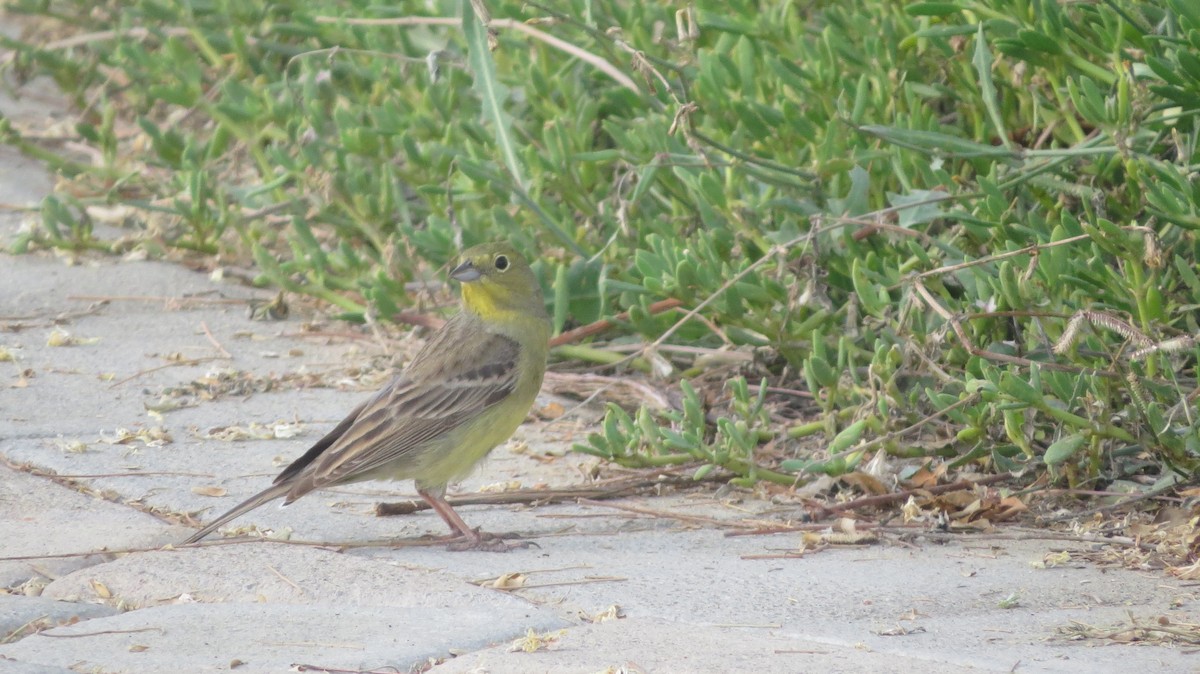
0;465;171;589
41;544;551;609
1;603;566;673
432;618;1005;674
2;15;1198;674
0;660;75;674
0;595;118;641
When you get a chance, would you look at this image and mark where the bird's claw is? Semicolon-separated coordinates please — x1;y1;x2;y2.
445;529;537;552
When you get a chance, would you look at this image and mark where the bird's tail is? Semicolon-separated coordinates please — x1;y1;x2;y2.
181;482;293;545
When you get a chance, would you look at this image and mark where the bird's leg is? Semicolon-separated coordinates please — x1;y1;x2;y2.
416;486;477;539
416;486;530;552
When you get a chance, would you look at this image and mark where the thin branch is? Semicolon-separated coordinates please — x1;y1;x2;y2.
68;294;249;307
375;472;720;516
107;357;226;389
550;298;681;347
312;15;639;93
1036;481;1179;524
912;280;1122;378
908;234;1090;283
200;321;232;359
576;498;762;529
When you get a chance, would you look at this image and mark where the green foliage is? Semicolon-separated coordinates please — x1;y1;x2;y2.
2;0;1198;489
576;378;793;487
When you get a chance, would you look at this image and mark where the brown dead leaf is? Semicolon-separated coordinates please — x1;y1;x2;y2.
90;579;111;599
931;490;977;510
478;481;522;493
47;328;100;347
953;493;1027;525
508;627;567;653
990;495;1028;521
584;605;624;623
535;401;565;420
1153;506;1194;526
98;426;173;447
839;472;889;495
874;624;926;637
1167;559;1200;580
952;498;985;523
477;572;527;590
191;486;228;498
901;495;925;523
906;463;947;489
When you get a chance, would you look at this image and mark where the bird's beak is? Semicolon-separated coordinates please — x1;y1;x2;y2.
450;260;482;282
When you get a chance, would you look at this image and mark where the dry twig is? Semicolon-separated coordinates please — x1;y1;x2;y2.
375;472;720;516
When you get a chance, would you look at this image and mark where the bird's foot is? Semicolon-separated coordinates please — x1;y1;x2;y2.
444;529;537;552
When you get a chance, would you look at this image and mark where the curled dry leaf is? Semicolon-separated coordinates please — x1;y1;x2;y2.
508;627;567;653
273;422;304;439
54;438;88;454
1167;559;1200;581
478;481;522;494
800;529;879;548
90;579;112;599
1031;550;1072;569
47;328;100;347
201;421;304;442
905;463;948;489
204;425;270;442
479;572;527;590
98;426;173;447
144;397;188;414
586;605;623;623
839;472;889;495
874;624;926;637
954;494;1028;526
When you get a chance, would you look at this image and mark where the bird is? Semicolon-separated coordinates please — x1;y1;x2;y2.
182;242;552;550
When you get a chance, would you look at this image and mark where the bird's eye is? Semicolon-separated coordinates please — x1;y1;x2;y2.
494;254;509;271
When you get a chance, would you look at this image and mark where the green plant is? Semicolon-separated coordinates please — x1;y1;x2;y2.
2;0;1197;492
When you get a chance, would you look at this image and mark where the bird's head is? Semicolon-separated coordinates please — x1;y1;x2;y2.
450;242;547;319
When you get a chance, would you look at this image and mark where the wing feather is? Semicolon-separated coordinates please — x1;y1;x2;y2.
285;315;521;493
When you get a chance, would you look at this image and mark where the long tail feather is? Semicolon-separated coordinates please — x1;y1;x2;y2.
181;482;293;544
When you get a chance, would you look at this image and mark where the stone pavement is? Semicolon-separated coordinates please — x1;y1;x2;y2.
2;22;1197;674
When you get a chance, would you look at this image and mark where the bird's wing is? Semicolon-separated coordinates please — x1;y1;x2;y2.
291;322;521;492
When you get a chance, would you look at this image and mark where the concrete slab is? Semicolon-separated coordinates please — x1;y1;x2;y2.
430;618;1003;674
0;602;567;673
40;543;548;609
360;524;1198;673
0;464;169;589
0;659;75;674
0;594;118;642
